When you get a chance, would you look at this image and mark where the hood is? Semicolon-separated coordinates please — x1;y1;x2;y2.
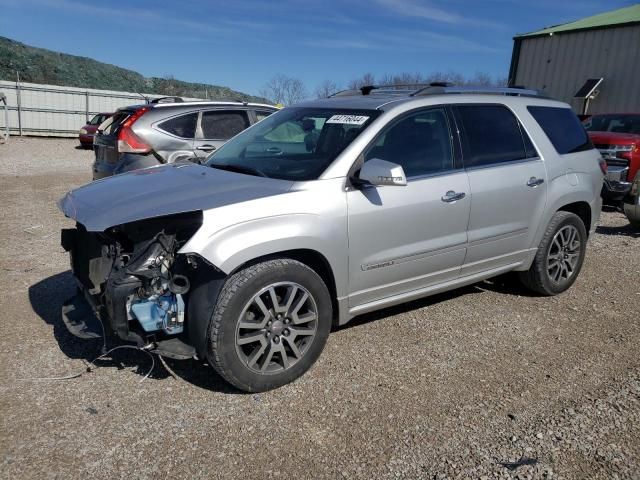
588;131;640;144
59;163;294;231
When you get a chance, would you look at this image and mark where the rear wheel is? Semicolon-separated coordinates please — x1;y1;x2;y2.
519;211;587;295
207;259;332;392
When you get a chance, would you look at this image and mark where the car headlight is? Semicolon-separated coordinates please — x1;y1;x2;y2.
79;128;88;135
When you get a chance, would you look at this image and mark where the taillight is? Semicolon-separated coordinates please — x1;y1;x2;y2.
598;157;607;175
117;107;151;153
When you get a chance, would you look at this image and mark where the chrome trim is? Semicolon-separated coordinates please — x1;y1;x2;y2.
464;157;542;172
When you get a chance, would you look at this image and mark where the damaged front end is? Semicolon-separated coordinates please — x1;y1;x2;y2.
61;211;215;359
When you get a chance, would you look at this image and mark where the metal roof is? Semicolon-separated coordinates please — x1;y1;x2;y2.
515;4;640;38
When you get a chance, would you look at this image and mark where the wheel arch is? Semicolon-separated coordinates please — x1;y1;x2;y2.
557;200;592;235
229;248;340;326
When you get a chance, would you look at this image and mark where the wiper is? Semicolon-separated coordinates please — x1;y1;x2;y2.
209;163;267;178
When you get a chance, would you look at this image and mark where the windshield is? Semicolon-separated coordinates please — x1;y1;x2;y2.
88;114;107;125
205;107;380;180
584;114;640;134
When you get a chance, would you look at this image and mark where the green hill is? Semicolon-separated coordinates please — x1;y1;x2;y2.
0;36;269;103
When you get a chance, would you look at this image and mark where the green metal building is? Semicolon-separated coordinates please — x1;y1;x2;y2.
508;4;640;114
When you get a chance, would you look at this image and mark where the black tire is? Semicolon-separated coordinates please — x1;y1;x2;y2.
518;211;587;296
207;259;332;392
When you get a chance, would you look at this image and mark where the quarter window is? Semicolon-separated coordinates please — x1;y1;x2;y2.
158;113;198;139
456;105;534;168
201;111;249;139
364;108;453;178
528;106;593;154
256;110;274;122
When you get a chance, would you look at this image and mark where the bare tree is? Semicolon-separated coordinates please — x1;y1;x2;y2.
314;79;340;98
260;74;308;106
467;71;493;86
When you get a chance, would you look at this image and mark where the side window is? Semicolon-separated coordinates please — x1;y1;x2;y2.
527;106;593;154
256;110;274;122
158;112;198;139
456;105;531;168
201;110;250;139
364;108;453;178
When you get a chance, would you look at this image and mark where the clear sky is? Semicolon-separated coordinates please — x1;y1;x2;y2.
0;0;635;96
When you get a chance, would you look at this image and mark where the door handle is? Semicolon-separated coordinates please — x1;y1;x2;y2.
265;147;283;155
441;191;466;203
527;177;544;187
196;144;216;152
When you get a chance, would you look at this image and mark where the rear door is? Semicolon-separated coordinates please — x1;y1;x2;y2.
193;109;251;159
452;104;547;276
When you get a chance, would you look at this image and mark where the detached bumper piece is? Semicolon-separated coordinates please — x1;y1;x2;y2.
61;290;103;340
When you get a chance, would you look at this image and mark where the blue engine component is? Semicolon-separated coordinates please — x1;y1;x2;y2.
130;293;185;335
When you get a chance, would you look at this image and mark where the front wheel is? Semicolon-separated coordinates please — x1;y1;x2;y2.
519;211;587;295
207;259;332;392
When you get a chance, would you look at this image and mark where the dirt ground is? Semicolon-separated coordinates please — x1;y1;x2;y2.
0;137;639;479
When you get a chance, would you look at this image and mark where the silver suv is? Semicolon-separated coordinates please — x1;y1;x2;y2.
59;85;604;392
92;98;277;179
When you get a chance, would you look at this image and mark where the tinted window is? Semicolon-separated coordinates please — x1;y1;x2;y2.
158;113;198;139
364;108;453;178
201;111;249;139
528;106;593;154
456;105;529;168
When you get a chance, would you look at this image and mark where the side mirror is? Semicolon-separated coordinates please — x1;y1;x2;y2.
356;158;407;187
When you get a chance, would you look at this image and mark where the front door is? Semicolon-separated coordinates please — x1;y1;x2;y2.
347;107;471;307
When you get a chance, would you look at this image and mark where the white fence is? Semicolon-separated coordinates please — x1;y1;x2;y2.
0;80;202;138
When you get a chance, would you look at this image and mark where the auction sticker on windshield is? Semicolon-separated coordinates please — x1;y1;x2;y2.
326;115;370;125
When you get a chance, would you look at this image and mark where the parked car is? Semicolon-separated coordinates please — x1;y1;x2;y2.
583;113;640;204
78;113;112;149
59;85;603;392
92;98;277;180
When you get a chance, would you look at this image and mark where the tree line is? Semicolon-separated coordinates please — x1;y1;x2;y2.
260;71;508;105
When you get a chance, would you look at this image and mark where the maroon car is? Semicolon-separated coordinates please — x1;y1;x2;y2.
78;113;112;149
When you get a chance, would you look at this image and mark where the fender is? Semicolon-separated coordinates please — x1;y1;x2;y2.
531;170;601;249
179;180;350;300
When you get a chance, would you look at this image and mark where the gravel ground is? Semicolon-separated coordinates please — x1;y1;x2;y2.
1;138;639;479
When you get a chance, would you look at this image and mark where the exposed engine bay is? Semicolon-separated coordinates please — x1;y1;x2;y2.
60;211;215;359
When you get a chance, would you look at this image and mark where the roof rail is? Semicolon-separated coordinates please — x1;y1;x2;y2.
330;83;444;98
411;85;548;98
329;83;548;99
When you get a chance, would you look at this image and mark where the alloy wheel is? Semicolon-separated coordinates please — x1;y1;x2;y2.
235;282;318;374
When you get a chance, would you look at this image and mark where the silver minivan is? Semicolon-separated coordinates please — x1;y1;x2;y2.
60;85;604;392
92;99;277;179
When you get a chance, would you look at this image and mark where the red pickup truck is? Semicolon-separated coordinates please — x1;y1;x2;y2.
584;113;640;205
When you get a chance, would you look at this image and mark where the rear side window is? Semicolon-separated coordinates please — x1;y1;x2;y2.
201;111;250;139
455;105;534;168
256;110;274;121
527;106;592;154
158;113;198;139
